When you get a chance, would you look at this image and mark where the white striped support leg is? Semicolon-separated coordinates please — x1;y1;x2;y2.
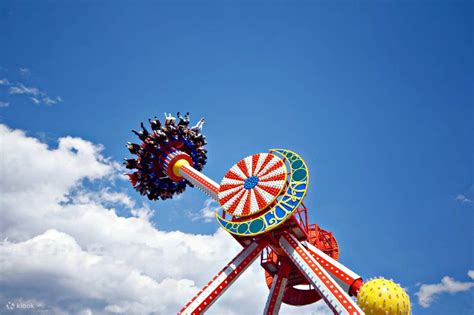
279;233;365;315
179;241;265;315
305;242;363;295
263;260;291;315
178;164;220;201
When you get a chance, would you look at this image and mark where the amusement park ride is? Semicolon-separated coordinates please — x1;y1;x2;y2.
124;113;411;315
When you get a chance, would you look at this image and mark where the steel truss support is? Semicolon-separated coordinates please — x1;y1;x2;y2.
263;258;291;315
179;241;266;315
279;233;364;315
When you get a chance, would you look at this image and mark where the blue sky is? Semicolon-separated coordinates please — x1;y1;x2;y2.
0;1;472;314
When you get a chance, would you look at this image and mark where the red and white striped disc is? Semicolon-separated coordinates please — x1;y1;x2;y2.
218;153;287;217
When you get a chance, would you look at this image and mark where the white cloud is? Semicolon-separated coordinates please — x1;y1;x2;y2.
468;270;474;279
1;229;196;314
3;80;62;106
0;101;9;108
0;124;119;239
455;194;472;204
42;96;63;105
20;68;30;74
187;198;219;222
98;189;136;208
0;124;330;314
415;271;474;308
9;83;41;96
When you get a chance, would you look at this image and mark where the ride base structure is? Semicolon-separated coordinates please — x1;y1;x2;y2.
125;113;411;315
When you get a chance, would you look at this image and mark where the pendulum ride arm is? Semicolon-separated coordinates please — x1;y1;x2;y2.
263;258;291;315
305;243;363;296
174;159;220;201
279;233;365;315
179;241;266;315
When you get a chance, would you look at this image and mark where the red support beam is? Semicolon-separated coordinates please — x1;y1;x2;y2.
179;240;266;315
263;259;291;315
306;242;364;296
279;233;365;315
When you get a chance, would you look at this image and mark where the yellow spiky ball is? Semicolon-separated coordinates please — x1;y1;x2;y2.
356;277;411;315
